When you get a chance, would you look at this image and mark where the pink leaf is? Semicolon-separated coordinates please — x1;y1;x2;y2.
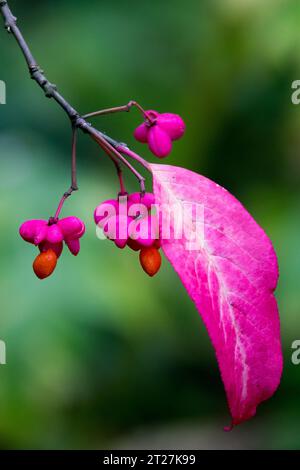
150;163;282;427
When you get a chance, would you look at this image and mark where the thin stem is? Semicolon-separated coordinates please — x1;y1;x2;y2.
116;145;151;171
53;193;68;220
83;100;156;124
83;104;132;119
52;125;79;220
132;101;154;122
118;170;126;194
71;124;78;190
92;133;146;193
112;159;126;193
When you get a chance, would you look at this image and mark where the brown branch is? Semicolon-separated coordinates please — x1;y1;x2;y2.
0;0;146;192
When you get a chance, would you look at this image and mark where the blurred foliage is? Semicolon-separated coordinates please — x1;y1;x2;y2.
0;0;300;449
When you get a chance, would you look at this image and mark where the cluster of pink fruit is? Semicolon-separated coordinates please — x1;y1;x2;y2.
134;110;185;158
18;109;185;279
94;192;162;276
19;217;85;278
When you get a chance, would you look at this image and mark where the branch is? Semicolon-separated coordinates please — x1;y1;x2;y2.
0;0;146;190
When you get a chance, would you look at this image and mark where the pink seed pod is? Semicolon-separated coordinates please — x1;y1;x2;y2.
103;214;131;249
65;238;81;256
58;216;85;239
33;224;48;245
148;125;172;158
128;192;155;209
94;199;119;226
129;214;159;247
39;240;63;258
46;223;64;244
127;237;143;251
133;123;148;143
117;194;131;217
133;109;185;158
127;203;148;220
133;110;158;142
19;219;47;244
157;113;185;140
114;237;128;249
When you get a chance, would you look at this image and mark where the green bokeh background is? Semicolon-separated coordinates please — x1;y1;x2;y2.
0;0;300;449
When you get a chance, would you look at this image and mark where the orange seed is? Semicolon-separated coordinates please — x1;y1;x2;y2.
139;247;161;277
33;248;57;279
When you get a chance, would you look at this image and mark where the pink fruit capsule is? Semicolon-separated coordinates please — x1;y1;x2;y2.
133;109;185;158
58;216;85;239
65;238;81;256
19;219;47;244
128;192;155;209
94;199;119;226
46;223;64;244
148;125;172;158
133;123;148;143
33;224;48;245
129;214;159;247
103;214;130;249
133;110;158;142
114;237;128;249
39;241;63;258
157;113;185;140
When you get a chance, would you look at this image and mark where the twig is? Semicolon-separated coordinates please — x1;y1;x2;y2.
116;145;151;171
70;124;78;192
83;100;156;124
91;134;145;194
53;125;78;219
0;0;148;193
